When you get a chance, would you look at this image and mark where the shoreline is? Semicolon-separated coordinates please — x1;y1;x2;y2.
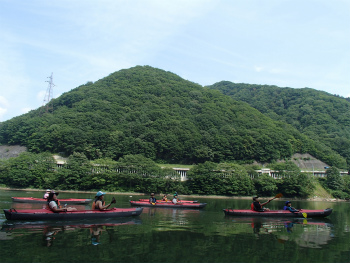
0;187;346;202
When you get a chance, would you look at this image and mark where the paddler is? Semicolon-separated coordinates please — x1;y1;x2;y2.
149;193;157;204
283;201;299;213
43;189;51;199
251;196;272;212
172;194;178;204
47;191;76;212
92;191;116;210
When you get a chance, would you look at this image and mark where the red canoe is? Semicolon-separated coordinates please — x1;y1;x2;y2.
138;199;198;203
12;197;92;205
130;200;206;208
223;208;332;218
4;207;143;220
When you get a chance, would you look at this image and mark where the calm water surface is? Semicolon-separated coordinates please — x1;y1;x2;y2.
0;189;349;263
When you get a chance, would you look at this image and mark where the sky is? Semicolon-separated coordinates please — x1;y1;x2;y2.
0;0;349;122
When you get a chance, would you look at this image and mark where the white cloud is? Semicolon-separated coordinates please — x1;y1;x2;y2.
0;107;7;120
21;107;32;114
0;96;9;107
254;66;263;72
36;90;46;103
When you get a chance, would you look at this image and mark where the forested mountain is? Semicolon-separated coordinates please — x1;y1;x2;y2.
0;66;333;166
208;82;350;169
0;66;347;168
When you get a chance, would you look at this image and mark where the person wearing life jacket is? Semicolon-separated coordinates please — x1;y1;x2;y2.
47;191;77;212
283;201;299;213
92;191;116;210
149;193;157;204
162;194;168;202
47;191;66;212
251;196;272;212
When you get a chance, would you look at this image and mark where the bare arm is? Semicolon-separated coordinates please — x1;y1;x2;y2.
261;199;272;206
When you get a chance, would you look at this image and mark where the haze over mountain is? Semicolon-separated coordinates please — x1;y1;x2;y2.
0;66;347;168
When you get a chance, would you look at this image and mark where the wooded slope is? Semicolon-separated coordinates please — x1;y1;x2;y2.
0;66;346;167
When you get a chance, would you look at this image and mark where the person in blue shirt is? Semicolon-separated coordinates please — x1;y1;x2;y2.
149;193;157;204
283;201;299;213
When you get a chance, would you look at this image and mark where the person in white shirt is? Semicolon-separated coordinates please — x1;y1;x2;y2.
43;189;51;199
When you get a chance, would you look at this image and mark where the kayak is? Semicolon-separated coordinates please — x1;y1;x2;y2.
3;207;143;220
138;199;198;203
130;200;206;208
12;197;92;205
223;208;333;218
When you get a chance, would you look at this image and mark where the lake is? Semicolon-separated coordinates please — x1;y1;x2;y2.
0;189;349;263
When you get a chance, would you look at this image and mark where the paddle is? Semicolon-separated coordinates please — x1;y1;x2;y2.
270;193;283;201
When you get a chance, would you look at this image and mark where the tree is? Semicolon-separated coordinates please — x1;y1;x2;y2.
253;174;278;197
326;167;344;191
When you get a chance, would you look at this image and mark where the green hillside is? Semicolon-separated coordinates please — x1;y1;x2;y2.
208;82;350;169
0;66;325;165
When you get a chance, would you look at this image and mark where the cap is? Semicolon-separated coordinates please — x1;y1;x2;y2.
285;201;291;205
46;189;51;192
151;193;154;196
253;196;259;200
96;191;105;197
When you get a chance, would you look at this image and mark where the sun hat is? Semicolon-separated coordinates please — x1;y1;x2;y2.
96;191;105;197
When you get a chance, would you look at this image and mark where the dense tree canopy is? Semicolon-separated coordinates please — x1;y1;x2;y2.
0;66;325;165
208;81;350;169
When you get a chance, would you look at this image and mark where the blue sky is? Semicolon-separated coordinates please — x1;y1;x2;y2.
1;0;349;122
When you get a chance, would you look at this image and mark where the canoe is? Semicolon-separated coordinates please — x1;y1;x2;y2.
130;200;206;208
138;199;198;203
12;197;92;205
3;207;143;220
223;208;333;218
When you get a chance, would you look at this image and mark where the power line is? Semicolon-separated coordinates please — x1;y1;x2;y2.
42;72;55;113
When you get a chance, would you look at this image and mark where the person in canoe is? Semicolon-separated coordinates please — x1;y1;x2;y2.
172;194;178;204
162;194;168;202
283;201;299;213
47;191;76;212
251;196;272;212
43;189;51;199
92;191;116;210
149;193;157;204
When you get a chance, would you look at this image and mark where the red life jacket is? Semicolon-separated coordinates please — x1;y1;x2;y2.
251;202;261;211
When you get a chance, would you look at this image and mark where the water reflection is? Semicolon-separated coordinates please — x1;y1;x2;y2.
1;218;141;247
142;207;202;229
228;217;334;248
